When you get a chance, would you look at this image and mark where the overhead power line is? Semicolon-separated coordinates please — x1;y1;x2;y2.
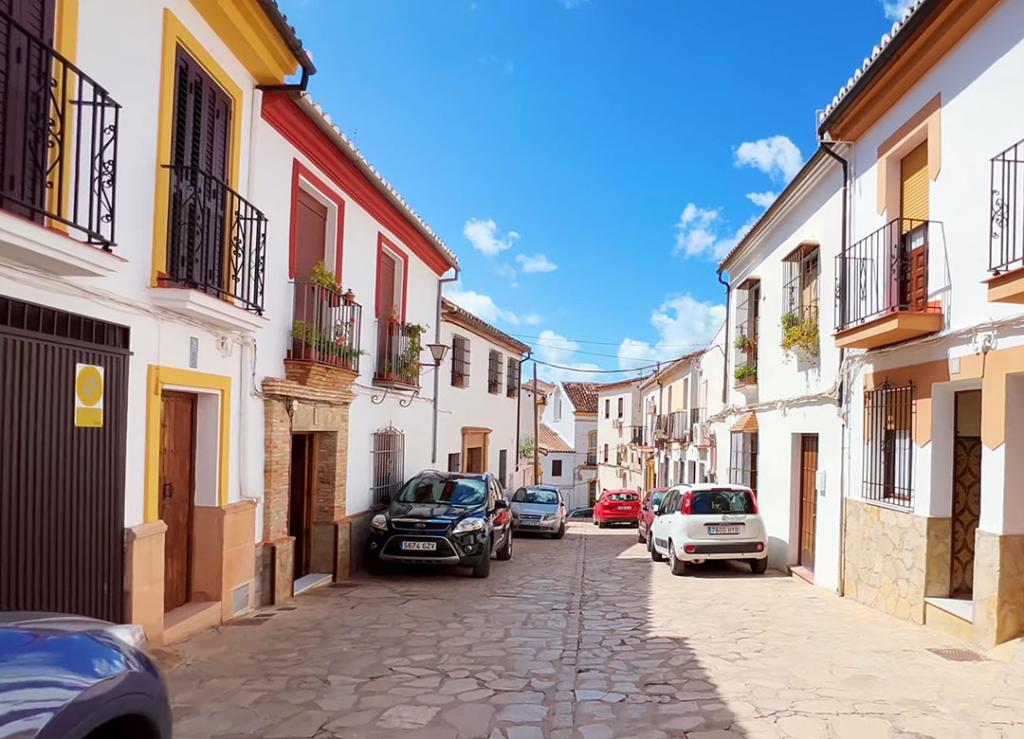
509;331;708;349
530;358;664;374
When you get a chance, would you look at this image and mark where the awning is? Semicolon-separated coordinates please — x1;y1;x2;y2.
731;412;759;433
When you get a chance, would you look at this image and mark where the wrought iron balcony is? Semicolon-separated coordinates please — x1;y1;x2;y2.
658;412;689;443
989;138;1024;304
628;426;644;446
585;451;598;466
289;282;362;373
374;319;422;388
164;164;268;313
0;7;120;247
834;218;942;349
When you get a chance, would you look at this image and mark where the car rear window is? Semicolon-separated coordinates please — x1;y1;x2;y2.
606;493;638;502
396;477;487;507
692;490;755;515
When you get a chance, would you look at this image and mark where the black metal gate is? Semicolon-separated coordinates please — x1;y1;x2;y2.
0;295;129;621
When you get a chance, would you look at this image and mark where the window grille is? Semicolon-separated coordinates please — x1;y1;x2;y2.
863;382;915;509
488;350;502;394
370;427;404;505
451;335;470;387
729;432;758;491
782;244;819;327
506;358;520;398
734;280;760;383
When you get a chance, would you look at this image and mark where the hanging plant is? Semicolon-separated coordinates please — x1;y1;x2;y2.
734;363;758;384
780;313;819;359
735;334;755;352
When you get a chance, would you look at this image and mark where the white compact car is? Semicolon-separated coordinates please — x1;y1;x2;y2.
647;483;768;575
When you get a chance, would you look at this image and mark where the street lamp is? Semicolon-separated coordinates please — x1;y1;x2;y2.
426;342;449;366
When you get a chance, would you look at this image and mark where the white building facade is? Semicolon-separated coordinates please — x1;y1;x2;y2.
596;379;645;494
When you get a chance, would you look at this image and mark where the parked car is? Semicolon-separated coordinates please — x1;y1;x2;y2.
0;613;171;739
593;489;641;528
568;507;593;521
367;470;513;578
648;484;768;575
637;487;669;544
510;486;567;538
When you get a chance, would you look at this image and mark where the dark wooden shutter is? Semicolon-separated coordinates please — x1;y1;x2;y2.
171;47;231;179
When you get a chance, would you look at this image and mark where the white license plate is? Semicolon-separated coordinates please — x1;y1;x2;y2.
617;505;633;510
707;526;741;535
520;520;540;526
400;540;437;551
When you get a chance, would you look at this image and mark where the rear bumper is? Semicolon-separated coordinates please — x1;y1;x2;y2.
596;511;639;522
679;541;766;561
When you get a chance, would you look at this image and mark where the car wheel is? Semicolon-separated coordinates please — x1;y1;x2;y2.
598;520;607;529
366;552;384;575
472;549;492;578
554;522;566;539
592;518;599;527
750;558;768;575
496;530;513;561
648;535;665;562
669;540;688;576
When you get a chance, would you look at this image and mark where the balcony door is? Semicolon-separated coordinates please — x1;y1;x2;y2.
898;142;929;312
167;47;232;294
292;188;329;329
0;0;57;220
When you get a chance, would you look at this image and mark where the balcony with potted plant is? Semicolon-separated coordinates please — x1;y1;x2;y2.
374;310;426;389
286;261;363;385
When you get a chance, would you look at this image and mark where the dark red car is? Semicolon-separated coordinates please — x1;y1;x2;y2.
637;487;668;544
593;489;641;528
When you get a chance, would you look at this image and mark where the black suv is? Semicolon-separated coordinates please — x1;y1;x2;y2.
366;470;513;578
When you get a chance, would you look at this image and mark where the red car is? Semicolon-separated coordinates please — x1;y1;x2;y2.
593;489;641;528
637;487;668;544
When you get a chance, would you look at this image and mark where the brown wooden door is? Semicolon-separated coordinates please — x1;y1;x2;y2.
0;0;57;219
378;251;397;319
294;190;328;281
159;392;197;612
466;447;484;474
951;438;981;597
289;434;315;582
798;435;818;570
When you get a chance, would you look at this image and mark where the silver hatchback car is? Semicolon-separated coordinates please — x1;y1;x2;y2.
510;486;567;538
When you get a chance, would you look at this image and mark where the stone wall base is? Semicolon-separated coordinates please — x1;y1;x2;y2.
973;530;1024;647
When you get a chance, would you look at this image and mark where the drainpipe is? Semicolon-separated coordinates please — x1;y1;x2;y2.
432;269;460;464
820;141;850;595
716;268;731;404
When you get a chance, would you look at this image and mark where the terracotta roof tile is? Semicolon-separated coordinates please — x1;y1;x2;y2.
562;382;601;414
441;298;530;354
538;423;573;453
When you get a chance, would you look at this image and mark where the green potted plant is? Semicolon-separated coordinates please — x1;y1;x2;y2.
780;312;819;360
735;334;755;353
310;261;341;307
734;363;758;386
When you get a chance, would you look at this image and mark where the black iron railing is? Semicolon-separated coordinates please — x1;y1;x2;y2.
0;8;120;247
658;412;689;443
585;451;598;466
289;282;362;373
991;138;1024;275
628;426;644;446
835;218;937;330
863;382;914;509
164;164;267;313
375;320;421;387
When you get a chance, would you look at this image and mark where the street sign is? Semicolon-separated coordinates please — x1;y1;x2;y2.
74;363;104;428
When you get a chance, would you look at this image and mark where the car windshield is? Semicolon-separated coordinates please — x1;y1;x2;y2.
648;491;667;507
692;489;756;515
512;488;559;505
606;493;638;502
396;477;487;507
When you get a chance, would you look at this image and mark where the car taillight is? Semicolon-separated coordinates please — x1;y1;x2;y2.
748;490;759;514
680;491;693;515
684;544;697;554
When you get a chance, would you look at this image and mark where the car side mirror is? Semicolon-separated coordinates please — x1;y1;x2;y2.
494;498;509;510
651;505;661;516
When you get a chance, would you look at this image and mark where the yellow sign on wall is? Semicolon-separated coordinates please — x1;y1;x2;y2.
75;363;104;428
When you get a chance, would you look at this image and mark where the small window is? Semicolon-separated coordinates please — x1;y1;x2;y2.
604;398;610;419
371;427;404;505
506;358;520;398
452;335;470;387
863;382;914;508
729;431;758;491
734;279;760;383
552;459;563;477
447;452;461;472
488;350;502;394
617;397;624;418
603;444;609;463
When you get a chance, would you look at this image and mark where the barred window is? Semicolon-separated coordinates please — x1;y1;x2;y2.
506;358;520;398
863;382;914;508
452;335;470;387
734;279;760;384
552;459;563;476
371;427;404;505
488;350;502;394
729;431;758;491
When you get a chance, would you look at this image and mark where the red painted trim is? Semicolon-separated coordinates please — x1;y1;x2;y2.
263;93;452;277
375;233;409;322
288;159;346;283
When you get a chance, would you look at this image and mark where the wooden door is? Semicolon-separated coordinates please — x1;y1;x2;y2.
798;435;818;571
289;434;315;582
0;0;57;219
159;392;197;612
293;189;329;329
377;251;397;319
466;447;484;474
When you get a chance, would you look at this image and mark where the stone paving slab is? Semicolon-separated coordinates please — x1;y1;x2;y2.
160;524;1024;738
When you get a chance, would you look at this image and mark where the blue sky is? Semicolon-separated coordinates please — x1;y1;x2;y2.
279;0;914;381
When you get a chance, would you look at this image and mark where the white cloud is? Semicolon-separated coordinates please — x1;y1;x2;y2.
617;294;726;369
881;0;915;20
515;253;558;273
734;135;803;182
674;203;756;261
533;329;602;383
444;284;521;325
523;313;542;326
495;263;518;288
746;191;777;209
462;218;520;256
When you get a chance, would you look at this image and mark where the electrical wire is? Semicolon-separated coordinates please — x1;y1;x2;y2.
510;331;708;349
530;357;664;374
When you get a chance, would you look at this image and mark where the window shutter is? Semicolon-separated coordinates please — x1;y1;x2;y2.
171;47;232;180
900;142;929;228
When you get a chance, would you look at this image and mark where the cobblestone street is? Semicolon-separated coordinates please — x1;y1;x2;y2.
161;524;1024;738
